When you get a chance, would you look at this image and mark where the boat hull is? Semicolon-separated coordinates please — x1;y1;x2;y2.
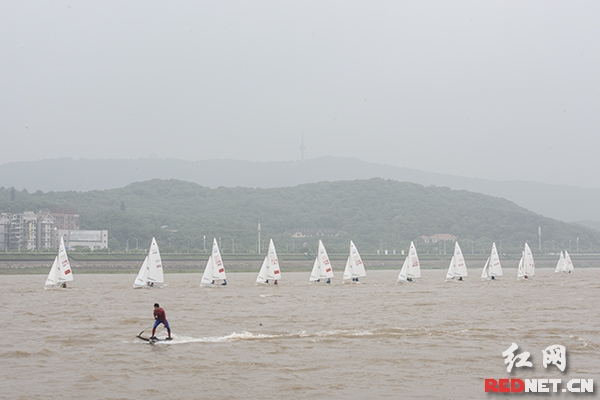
133;285;163;289
200;281;227;287
445;278;466;283
44;285;70;290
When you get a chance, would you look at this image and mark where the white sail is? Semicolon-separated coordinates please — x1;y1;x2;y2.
133;256;150;288
481;257;490;279
201;255;216;285
201;238;227;285
267;240;281;279
45;257;60;286
489;242;503;277
45;237;74;288
256;256;269;284
342;240;366;282
256;239;281;284
564;250;574;272
309;256;321;282
133;238;164;287
481;242;502;280
58;236;74;282
446;242;467;280
453;242;467;276
517;253;525;278
555;251;566;273
522;243;535;277
342;257;352;281
318;240;334;279
398;241;420;282
445;256;456;280
309;240;333;282
406;241;421;279
397;256;410;282
146;238;164;284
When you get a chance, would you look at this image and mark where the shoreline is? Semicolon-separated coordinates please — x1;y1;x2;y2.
2;258;598;275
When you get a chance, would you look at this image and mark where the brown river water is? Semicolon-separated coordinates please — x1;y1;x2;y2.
2;268;599;399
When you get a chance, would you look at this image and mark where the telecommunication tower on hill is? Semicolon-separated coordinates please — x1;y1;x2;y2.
299;134;306;161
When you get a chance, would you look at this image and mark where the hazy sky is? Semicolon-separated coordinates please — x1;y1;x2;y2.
2;1;599;187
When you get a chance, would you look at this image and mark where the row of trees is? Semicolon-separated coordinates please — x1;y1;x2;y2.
1;178;599;254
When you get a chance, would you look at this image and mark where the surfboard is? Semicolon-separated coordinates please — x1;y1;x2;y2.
137;334;172;343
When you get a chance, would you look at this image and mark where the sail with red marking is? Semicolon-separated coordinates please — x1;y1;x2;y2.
309;240;334;282
446;242;467;280
342;240;366;283
256;239;281;285
398;241;421;282
45;236;74;288
201;238;227;285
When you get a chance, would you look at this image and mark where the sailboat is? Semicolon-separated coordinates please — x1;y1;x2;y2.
45;236;74;289
554;251;566;273
445;242;467;281
256;239;281;285
564;250;574;273
555;250;574;273
481;242;503;281
200;238;227;286
133;237;164;288
397;241;421;283
342;240;366;284
517;243;535;279
309;240;334;284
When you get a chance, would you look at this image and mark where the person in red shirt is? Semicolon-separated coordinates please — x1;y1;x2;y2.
151;303;172;340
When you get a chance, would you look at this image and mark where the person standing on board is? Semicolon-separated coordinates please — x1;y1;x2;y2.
151;303;172;340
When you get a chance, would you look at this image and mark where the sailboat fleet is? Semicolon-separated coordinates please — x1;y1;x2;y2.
45;237;575;289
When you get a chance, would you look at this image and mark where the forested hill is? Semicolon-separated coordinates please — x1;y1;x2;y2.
1;178;597;255
2;157;600;223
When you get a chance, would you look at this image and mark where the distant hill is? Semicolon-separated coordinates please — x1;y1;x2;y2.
1;157;599;223
1;178;597;254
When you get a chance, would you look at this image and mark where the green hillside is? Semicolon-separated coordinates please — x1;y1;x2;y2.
1;178;597;254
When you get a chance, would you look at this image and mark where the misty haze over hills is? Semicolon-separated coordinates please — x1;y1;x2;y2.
0;157;598;224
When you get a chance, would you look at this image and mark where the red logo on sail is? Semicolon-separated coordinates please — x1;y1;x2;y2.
65;269;71;275
325;268;331;273
274;270;280;274
218;268;224;273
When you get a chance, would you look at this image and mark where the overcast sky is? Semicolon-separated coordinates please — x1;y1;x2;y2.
2;1;599;187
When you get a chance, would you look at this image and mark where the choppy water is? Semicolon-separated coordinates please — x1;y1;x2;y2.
3;269;599;399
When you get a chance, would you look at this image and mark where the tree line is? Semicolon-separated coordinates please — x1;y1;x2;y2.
1;178;598;255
